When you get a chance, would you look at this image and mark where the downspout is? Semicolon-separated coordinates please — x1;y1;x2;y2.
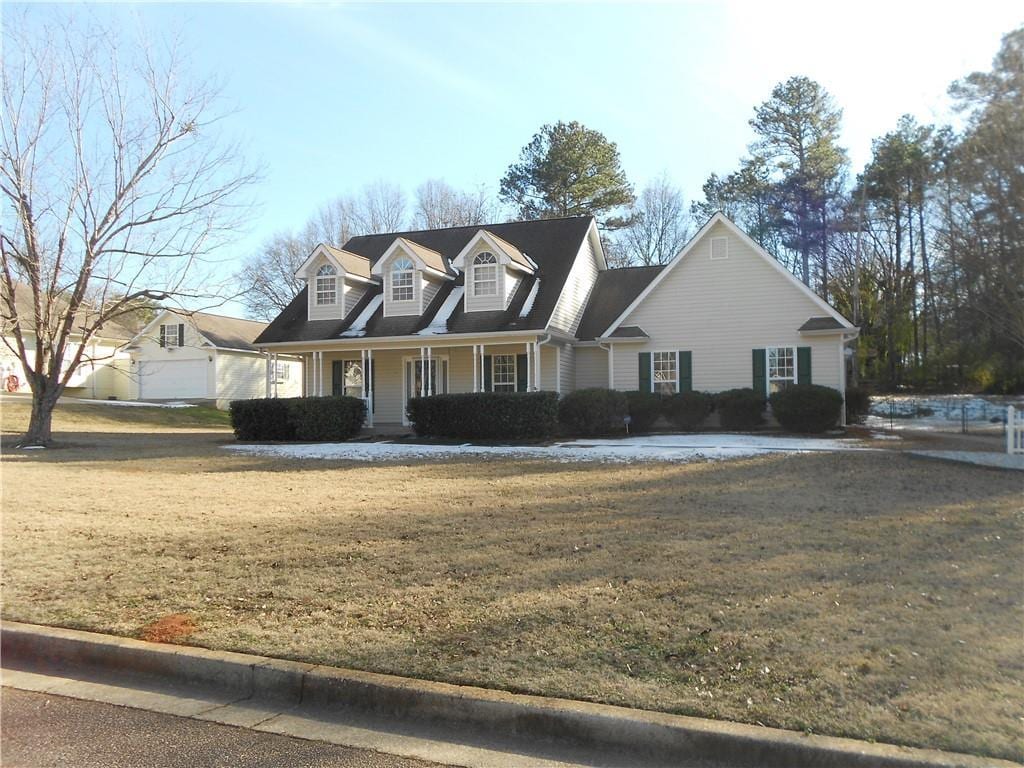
535;333;552;391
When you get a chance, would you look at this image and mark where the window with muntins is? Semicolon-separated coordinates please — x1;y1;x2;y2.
391;258;415;302
315;264;337;305
161;323;180;347
472;252;498;297
768;347;796;393
653;351;677;395
492;354;516;392
274;361;290;382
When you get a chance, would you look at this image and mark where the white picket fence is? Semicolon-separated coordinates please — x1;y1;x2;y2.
1008;406;1024;455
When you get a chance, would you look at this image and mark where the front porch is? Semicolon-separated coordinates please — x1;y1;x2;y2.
262;336;568;426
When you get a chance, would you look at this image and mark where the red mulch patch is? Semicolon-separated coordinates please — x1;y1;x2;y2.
138;613;197;644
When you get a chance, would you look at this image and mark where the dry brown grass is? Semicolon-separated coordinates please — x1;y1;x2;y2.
2;399;1021;760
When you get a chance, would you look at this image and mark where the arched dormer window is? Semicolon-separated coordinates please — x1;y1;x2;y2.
391;258;415;302
315;264;337;305
472;252;498;297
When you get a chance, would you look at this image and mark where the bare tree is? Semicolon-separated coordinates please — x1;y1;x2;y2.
612;174;691;266
352;180;407;233
1;15;257;446
236;232;309;320
413;179;493;229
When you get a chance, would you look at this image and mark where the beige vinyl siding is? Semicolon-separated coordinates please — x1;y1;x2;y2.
463;241;508;313
307;256;346;321
615;220;844;393
574;345;608;389
344;283;368;315
216;352;301;406
421;277;440;312
382;252;421;317
548;235;599;334
558;344;575;393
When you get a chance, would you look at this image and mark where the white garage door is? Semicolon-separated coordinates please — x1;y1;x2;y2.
138;359;209;400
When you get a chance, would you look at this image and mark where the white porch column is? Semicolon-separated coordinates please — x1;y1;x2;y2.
426;347;433;396
479;344;486;391
533;340;542;391
607;343;614;389
272;353;279;398
315;351;323;397
366;349;374;427
264;351;272;398
555;346;562;394
525;342;533;392
472;344;478;392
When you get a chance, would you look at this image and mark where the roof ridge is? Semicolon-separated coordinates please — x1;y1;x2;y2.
344;214;594;243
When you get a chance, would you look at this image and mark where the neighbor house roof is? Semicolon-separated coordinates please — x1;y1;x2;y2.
574;265;664;341
256;216;595;345
2;281;135;341
188;312;269;351
798;316;846;332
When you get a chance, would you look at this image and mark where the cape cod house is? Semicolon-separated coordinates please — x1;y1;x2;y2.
254;213;859;426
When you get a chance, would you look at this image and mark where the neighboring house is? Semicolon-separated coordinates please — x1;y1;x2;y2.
255;213;859;426
129;310;301;407
0;282;135;400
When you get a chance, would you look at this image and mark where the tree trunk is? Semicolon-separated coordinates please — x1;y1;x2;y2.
21;378;63;447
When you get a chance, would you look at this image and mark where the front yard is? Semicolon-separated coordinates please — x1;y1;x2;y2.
2;399;1021;761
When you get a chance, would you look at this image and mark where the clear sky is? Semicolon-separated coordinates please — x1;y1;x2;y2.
14;1;1023;317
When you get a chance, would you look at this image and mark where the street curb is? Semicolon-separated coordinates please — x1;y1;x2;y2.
1;621;1015;768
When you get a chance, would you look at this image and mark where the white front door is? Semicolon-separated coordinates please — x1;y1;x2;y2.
402;358;448;424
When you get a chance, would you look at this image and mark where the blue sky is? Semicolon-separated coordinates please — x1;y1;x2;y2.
15;2;1023;317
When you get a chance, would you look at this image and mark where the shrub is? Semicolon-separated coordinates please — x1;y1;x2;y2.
714;388;766;430
230;396;366;442
558;388;628;436
663;391;712;430
844;385;871;424
406;391;558;440
770;384;844;433
624;390;663;432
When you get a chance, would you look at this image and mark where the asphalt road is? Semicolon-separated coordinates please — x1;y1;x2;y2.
1;688;447;768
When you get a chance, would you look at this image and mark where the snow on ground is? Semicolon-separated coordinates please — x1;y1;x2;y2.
866;395;1021;433
226;433;871;464
63;397;196;409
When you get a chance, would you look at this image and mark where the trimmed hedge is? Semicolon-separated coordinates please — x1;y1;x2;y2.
844;385;871;424
714;388;766;430
406;391;559;440
558;388;628;436
624;390;663;432
663;391;712;430
230;396;366;441
770;384;844;433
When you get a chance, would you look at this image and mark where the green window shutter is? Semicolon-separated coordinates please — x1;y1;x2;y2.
678;351;692;392
752;348;766;396
516;353;528;392
159;325;166;348
178;323;185;347
331;360;344;397
797;347;812;385
483;355;492;392
638;352;652;393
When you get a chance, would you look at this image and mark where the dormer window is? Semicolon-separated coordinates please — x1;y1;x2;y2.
472;252;498;297
315;264;337;305
391;258;415;302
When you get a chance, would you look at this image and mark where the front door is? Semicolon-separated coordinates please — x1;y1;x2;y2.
403;358;448;424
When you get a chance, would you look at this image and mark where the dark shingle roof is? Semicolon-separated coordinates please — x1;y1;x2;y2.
189;312;268;350
798;316;845;332
256;217;594;344
574;265;664;341
608;325;649;339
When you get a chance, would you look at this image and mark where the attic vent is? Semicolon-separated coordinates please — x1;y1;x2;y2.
710;237;728;260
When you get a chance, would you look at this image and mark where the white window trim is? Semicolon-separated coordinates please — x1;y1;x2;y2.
651;350;678;395
274;360;290;382
315;264;338;306
710;236;729;260
391;259;416;303
491;353;517;392
161;323;180;348
472;253;498;298
766;345;797;393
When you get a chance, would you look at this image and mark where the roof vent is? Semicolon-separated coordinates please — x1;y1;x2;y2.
710;237;728;260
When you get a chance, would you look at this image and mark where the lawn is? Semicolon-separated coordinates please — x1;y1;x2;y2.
2;399;1021;761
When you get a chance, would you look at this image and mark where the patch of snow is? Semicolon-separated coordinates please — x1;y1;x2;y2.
866;395;1023;434
518;279;540;318
226;433;872;465
340;295;384;337
416;286;464;335
64;397;196;409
